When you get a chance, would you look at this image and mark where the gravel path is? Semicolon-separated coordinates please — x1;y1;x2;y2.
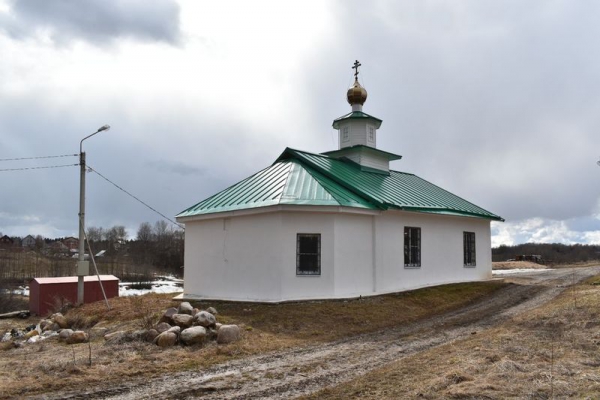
43;266;599;400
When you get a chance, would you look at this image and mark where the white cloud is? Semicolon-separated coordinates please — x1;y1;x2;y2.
492;217;600;247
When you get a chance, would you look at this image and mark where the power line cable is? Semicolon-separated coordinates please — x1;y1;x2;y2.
0;163;78;172
87;164;184;230
0;154;78;162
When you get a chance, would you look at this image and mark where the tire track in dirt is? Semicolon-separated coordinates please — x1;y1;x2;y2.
44;266;599;400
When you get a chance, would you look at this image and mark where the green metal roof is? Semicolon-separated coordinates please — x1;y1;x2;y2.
277;148;503;221
332;111;383;129
177;147;503;221
176;159;376;218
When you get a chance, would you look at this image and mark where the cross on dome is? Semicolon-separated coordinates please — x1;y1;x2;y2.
352;60;362;80
347;60;367;107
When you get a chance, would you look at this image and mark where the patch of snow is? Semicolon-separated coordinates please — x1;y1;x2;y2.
119;279;183;297
492;268;553;275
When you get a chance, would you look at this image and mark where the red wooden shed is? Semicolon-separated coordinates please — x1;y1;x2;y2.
29;275;119;316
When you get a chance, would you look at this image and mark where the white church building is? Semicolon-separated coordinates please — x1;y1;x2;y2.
176;62;503;302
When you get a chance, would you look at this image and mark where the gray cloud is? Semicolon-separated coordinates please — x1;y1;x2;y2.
302;0;600;225
146;159;205;177
0;0;181;45
2;0;600;246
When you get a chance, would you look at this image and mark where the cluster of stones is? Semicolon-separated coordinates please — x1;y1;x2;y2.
104;302;240;348
0;312;88;347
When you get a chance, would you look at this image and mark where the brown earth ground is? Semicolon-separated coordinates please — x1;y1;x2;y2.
1;265;599;399
304;271;600;399
0;281;505;399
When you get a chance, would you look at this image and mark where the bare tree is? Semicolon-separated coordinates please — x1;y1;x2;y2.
137;222;154;242
86;226;105;242
154;220;169;242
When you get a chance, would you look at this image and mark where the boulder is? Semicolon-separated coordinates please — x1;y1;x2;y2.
206;307;218;315
90;326;109;337
39;319;52;331
104;331;126;341
195;311;216;328
215;323;223;331
178;302;194;315
192;308;200;316
27;335;42;343
180;326;207;345
206;328;218;341
1;332;11;342
156;322;172;333
145;329;159;343
24;329;39;339
49;323;60;332
167;326;181;335
172;314;194;328
217;325;240;344
41;331;59;339
155;331;178;347
130;330;146;341
59;329;74;341
160;307;178;324
66;331;88;344
53;314;69;329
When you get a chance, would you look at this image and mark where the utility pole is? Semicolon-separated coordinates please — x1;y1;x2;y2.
78;125;110;305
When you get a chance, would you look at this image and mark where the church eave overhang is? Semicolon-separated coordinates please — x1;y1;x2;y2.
332;111;382;129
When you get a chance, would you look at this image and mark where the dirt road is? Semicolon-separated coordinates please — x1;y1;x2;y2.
44;266;599;400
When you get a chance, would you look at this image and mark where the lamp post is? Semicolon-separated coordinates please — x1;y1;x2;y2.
77;124;110;305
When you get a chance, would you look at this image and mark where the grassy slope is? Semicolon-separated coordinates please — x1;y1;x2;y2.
301;276;600;399
0;281;505;398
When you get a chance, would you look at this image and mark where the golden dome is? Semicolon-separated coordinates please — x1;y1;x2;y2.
347;79;367;105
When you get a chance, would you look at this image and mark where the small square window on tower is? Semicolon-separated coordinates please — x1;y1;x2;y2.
368;126;374;142
342;127;349;141
297;233;321;275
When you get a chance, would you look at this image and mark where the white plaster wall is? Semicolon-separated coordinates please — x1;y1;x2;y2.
374;211;492;293
182;207;492;302
279;212;335;300
183;213;284;301
333;214;373;296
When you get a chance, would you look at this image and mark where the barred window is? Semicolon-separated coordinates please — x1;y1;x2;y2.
297;234;321;275
464;232;476;267
404;227;421;267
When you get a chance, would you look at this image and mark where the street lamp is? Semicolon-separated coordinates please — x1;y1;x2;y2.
77;124;110;305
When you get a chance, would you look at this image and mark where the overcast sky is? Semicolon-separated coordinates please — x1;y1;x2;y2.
1;0;599;246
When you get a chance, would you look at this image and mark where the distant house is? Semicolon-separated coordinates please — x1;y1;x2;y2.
22;235;36;248
0;235;14;249
63;237;78;251
49;240;69;254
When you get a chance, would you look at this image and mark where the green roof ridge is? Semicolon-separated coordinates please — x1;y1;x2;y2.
277;148;503;221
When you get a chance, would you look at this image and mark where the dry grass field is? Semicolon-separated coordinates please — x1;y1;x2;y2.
302;276;600;399
0;281;505;399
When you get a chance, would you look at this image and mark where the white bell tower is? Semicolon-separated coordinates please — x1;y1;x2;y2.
324;61;401;174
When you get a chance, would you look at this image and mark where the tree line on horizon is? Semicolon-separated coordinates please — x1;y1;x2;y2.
0;221;184;283
493;242;600;264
